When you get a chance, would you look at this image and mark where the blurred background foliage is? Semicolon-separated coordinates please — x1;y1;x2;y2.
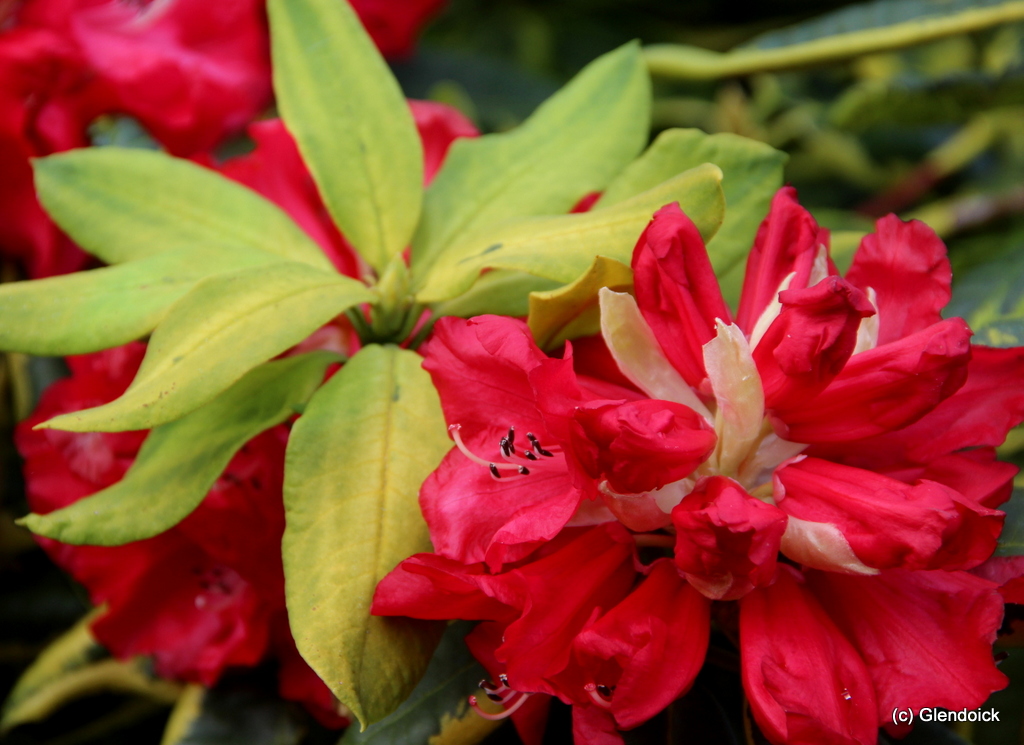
3;0;1024;743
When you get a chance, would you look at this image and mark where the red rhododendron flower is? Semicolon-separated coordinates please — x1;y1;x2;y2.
0;0;271;277
349;0;447;58
375;187;1024;744
16;343;346;726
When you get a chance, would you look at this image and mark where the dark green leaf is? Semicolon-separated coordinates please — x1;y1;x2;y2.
340;622;497;745
162;685;303;745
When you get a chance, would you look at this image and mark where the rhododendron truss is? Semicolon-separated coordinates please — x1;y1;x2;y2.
373;187;1024;744
0;0;769;730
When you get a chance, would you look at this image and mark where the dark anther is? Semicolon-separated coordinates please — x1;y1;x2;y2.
489;464;501;479
518;466;530;475
527;432;554;457
524;450;538;461
500;438;512;457
486;691;505;702
507;427;515;446
478;679;491;690
499;674;509;685
596;685;613;698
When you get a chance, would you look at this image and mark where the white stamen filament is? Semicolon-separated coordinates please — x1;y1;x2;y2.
470;692;532;720
449;425;521;472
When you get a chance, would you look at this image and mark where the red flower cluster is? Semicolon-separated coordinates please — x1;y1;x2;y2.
373;188;1024;744
16;99;476;725
0;0;448;278
19;343;347;724
0;0;272;277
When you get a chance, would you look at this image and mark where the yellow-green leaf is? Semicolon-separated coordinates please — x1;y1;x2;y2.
411;41;650;279
1;611;180;734
598;128;785;304
528;255;633;350
283;345;450;727
35;149;333;270
269;0;422;273
0;247;284;356
430;269;562;319
41;263;374;433
22;353;339;545
644;0;1024;80
416;163;725;304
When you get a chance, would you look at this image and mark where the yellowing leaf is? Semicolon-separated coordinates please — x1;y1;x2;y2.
34;148;333;270
411;42;650;278
528;255;634;350
283;345;451;727
1;611;180;734
41;263;374;433
598;128;785;303
0;247;282;356
416;163;725;304
22;353;339;545
269;0;422;273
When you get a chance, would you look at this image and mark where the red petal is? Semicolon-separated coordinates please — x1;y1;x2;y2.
754;276;874;414
835;345;1024;463
672;477;787;600
736;187;830;333
419;445;580;570
740;566;878;745
845;216;951;346
573;705;623;745
572;399;716;494
775;318;972;443
478;524;637;696
775;457;976;571
574;559;710;729
371;553;514;621
408;99;478;184
807;569;1007;735
971;556;1024;604
632;203;730;388
422;316;551;435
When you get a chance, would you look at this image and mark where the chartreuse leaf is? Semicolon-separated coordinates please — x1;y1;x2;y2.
528;256;634;350
160;685;303;745
945;240;1024;347
1;611;180;734
22;353;339;545
41;263;374;433
411;41;650;279
283;345;450;728
0;246;283;356
598;128;785;304
340;622;499;745
35;149;333;270
416;163;725;304
643;0;1024;80
431;269;562;319
269;0;422;273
